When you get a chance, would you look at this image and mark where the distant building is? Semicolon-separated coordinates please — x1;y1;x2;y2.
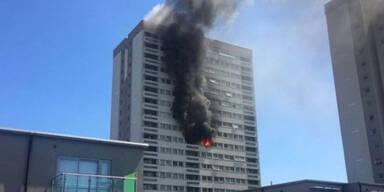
110;21;260;192
325;0;384;184
242;179;384;192
0;127;148;192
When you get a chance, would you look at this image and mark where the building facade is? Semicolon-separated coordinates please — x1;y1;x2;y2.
242;179;384;192
110;21;260;192
0;127;148;192
325;0;384;184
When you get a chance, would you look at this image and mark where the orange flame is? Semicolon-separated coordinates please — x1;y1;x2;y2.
200;139;213;147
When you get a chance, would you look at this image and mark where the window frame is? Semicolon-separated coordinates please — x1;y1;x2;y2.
56;156;112;176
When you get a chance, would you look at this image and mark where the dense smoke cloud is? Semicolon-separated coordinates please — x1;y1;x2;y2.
145;0;241;144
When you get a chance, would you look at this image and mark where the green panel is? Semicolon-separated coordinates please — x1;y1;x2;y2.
124;172;136;192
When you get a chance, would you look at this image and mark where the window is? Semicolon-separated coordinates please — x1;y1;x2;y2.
144;86;158;93
144;171;157;177
246;157;258;163
224;155;234;160
174;186;185;192
161;78;172;84
160;185;172;191
244;115;255;121
145;53;158;60
144;158;157;165
248;180;259;185
214;177;224;183
145;42;159;49
144;109;157;116
160;100;172;107
159;112;172;118
245;136;256;141
240;57;251;62
144;97;158;105
243;95;253;101
242;85;252;91
144;121;158;128
144;32;156;38
145;63;158;71
245;126;255;131
144;184;157;190
57;157;111;191
144;75;158;82
186;174;200;181
145;146;157;152
186;150;199;157
57;157;110;175
186;162;199;169
242;75;252;81
144;133;157;140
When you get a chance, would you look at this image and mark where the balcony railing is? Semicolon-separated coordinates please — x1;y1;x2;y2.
52;172;136;192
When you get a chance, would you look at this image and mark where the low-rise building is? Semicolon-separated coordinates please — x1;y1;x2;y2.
0;127;148;192
243;180;384;192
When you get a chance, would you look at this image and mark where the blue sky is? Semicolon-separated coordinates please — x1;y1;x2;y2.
0;0;346;186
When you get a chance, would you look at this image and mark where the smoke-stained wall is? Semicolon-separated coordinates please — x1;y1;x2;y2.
145;0;243;144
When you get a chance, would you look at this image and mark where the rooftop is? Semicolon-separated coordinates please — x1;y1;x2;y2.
243;179;384;192
0;127;148;148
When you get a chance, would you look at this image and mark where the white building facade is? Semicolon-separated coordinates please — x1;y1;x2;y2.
326;0;384;184
111;21;260;192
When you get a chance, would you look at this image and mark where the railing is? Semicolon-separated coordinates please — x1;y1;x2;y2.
52;172;136;192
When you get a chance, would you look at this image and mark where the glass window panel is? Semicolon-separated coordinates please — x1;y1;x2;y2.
57;158;79;191
78;160;98;192
56;158;113;192
79;160;98;174
99;160;111;175
98;160;111;192
57;158;78;174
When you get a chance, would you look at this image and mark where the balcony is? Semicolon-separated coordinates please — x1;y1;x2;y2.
51;173;136;192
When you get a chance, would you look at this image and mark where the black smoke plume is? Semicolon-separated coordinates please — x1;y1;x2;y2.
146;0;241;144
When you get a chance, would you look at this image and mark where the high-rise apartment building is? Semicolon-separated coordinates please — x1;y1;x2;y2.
110;21;260;191
326;0;384;184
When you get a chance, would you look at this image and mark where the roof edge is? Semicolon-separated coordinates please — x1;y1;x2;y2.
0;127;148;148
243;179;346;191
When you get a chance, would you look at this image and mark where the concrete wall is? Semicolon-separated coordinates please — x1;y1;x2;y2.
110;50;122;140
326;0;375;183
130;30;144;143
0;132;29;192
326;0;384;183
0;130;145;192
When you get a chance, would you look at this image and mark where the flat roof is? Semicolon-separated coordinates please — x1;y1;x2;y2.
243;179;384;192
0;127;148;148
241;180;344;192
118;20;252;52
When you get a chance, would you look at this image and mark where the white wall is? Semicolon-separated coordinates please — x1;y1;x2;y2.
326;1;374;183
130;31;144;143
110;52;122;140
